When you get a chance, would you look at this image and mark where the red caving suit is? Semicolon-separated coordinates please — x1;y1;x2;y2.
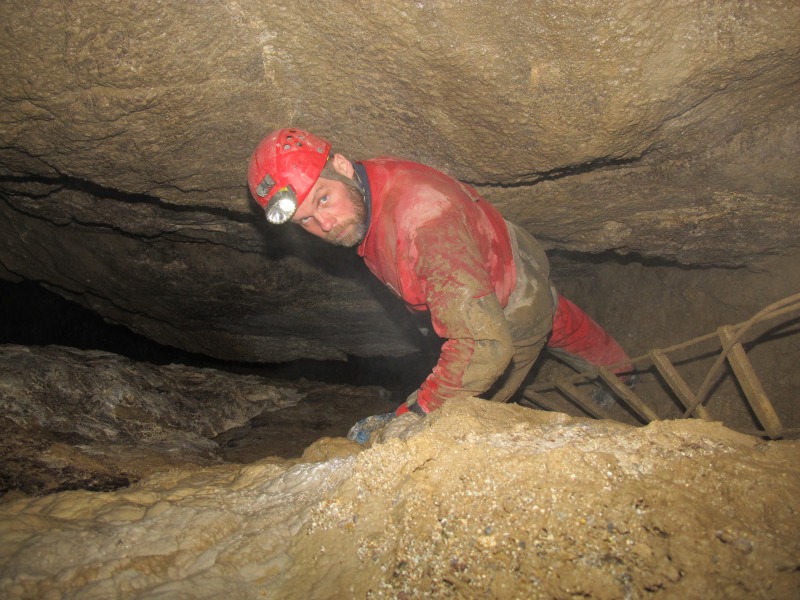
355;158;632;413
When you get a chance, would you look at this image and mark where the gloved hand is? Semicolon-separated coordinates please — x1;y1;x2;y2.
347;412;396;446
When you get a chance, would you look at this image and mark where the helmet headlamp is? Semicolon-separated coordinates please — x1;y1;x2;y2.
265;187;298;224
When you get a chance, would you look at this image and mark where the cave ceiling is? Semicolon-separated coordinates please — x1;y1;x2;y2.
1;0;799;363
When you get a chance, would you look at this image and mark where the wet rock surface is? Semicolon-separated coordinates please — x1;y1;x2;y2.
0;344;392;495
1;399;798;599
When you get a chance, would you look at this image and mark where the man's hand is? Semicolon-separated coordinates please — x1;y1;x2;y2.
347;412;396;446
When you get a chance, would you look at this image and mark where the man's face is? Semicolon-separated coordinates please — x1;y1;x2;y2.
291;177;367;247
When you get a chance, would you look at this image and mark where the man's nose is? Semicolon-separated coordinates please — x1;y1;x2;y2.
318;213;336;232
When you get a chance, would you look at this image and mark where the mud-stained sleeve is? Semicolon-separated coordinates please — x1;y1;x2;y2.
409;214;514;412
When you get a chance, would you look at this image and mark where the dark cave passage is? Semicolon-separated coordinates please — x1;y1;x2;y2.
0;278;434;401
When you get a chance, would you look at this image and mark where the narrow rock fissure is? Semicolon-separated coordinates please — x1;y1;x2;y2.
0;174;253;221
466;153;648;188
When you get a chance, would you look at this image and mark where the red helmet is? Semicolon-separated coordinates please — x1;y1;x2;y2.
247;128;331;224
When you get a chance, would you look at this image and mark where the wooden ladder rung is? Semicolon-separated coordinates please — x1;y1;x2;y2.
718;325;783;439
598;368;660;423
555;381;613;420
649;349;711;420
521;390;564;413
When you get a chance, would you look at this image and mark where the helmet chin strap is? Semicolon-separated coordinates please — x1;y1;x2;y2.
320;160;366;198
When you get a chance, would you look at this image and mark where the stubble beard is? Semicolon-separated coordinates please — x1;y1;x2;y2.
326;186;368;248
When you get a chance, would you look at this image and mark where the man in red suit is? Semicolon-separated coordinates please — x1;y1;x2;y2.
248;129;633;439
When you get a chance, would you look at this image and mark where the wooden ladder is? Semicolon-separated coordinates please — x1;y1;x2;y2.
522;293;800;439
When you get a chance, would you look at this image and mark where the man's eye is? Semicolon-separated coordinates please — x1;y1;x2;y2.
319;195;329;204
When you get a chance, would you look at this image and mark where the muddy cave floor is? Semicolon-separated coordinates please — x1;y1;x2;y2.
2;366;800;598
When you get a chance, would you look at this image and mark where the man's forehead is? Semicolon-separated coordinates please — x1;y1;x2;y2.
309;177;340;200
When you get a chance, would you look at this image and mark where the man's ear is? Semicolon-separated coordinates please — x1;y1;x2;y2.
331;153;355;178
